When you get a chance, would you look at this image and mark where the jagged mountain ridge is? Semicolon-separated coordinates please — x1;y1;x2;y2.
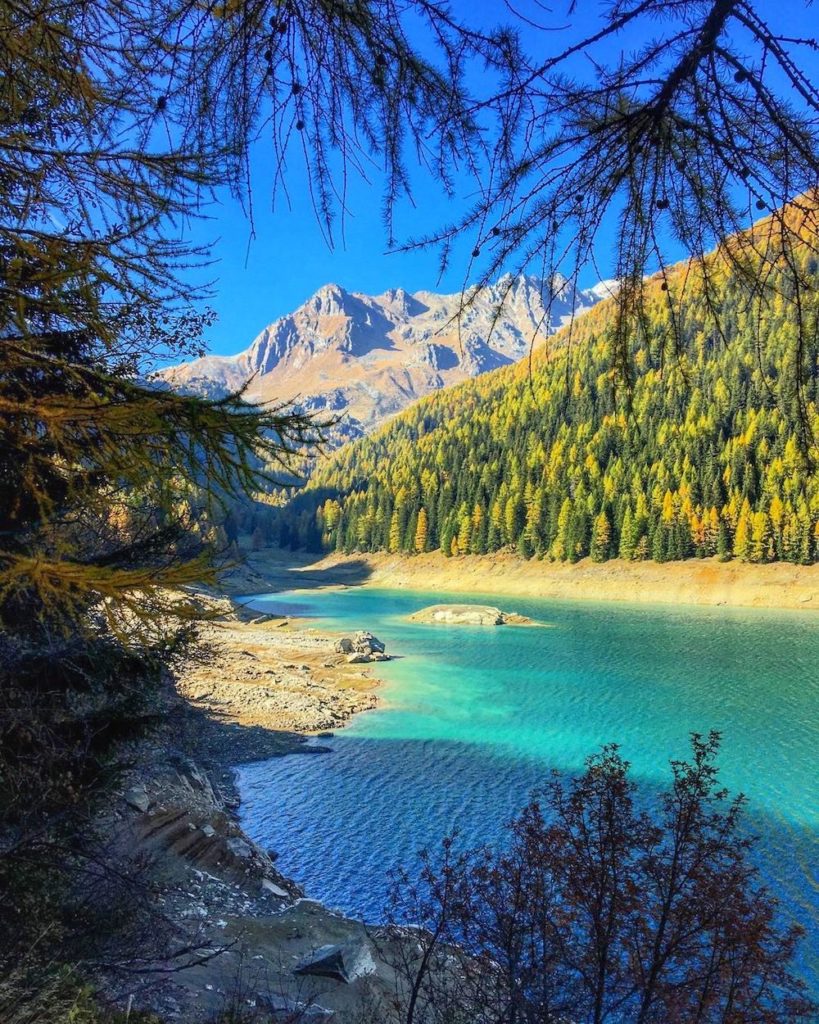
161;273;613;442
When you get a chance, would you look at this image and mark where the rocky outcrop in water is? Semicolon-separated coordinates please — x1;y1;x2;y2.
336;630;389;663
354;630;385;654
408;604;539;626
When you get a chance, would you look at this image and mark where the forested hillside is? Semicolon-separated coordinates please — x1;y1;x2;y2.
271;216;819;565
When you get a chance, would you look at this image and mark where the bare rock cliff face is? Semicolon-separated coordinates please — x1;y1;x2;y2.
160;274;613;444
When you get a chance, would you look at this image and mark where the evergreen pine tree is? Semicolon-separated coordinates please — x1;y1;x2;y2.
796;507;812;565
414;508;429;553
733;501;753;560
652;526;668;563
590;510;612;562
552;498;574;561
750;511;770;563
457;515;472;555
388;511;402;553
619;506;636;560
716;520;732;562
441;520;454;558
405;511;419;554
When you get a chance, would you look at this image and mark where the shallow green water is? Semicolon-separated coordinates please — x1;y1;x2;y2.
236;587;819;989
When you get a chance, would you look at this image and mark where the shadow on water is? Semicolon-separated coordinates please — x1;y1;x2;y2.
226;585;819;994
174;698;332;766
237;733;819;995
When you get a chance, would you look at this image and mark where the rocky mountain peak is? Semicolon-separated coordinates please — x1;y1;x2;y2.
306;283;351;317
160;272;612;445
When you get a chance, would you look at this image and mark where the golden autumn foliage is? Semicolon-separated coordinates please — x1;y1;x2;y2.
278;207;819;567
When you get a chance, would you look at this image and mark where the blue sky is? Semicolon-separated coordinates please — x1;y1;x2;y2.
181;136;474;355
180;0;812;358
179;0;610;356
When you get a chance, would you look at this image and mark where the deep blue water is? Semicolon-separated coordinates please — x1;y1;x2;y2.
235;587;819;990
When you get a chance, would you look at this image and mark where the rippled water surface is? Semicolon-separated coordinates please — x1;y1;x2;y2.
236;587;819;990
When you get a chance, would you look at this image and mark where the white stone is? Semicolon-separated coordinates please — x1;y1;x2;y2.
262;878;289;898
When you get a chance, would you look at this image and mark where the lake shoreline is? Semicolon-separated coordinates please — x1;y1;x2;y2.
104;591;400;1021
223;547;819;613
225;560;819;999
187;546;819;1010
177;591;387;755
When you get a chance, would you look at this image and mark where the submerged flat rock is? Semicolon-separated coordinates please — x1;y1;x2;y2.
408;604;538;626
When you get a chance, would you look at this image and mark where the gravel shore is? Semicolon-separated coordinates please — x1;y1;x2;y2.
99;589;397;1022
173;581;387;755
178;616;381;747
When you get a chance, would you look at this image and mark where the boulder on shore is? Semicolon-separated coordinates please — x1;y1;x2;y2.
408;604;538;627
334;637;354;654
294;942;377;984
124;785;151;813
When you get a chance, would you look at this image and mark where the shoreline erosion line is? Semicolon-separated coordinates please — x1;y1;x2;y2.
224;548;819;614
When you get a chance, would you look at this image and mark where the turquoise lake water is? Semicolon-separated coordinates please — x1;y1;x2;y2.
235;587;819;990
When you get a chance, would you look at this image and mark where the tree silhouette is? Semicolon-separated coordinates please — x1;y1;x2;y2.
412;3;819;442
386;734;815;1024
0;2;513;1014
0;0;516;637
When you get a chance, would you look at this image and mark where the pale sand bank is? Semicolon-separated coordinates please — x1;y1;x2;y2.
226;547;819;612
177;596;384;746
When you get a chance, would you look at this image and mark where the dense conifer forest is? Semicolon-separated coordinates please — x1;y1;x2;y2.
270;217;819;565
